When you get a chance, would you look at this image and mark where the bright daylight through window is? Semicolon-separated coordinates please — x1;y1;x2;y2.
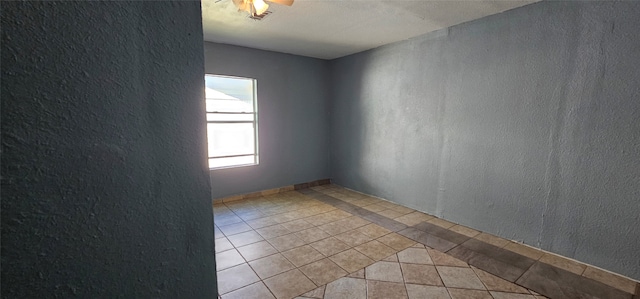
205;75;258;169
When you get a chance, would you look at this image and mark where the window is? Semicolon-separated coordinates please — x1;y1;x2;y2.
205;75;258;169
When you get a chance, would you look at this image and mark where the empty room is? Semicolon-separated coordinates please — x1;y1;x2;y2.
2;1;638;299
204;0;640;298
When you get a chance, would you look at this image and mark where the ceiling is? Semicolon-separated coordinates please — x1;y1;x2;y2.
201;0;538;60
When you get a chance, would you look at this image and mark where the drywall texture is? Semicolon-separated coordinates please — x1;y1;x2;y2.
329;2;640;279
205;43;330;198
2;2;216;297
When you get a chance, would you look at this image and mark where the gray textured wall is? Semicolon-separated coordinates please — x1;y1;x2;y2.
329;2;640;280
205;43;330;198
1;2;216;297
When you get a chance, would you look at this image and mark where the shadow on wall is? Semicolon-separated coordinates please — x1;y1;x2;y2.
329;54;370;193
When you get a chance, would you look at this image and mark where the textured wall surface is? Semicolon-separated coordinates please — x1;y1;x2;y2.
329;2;640;279
1;2;216;297
205;43;330;198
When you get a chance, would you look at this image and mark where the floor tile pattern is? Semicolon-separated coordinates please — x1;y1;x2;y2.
214;184;638;299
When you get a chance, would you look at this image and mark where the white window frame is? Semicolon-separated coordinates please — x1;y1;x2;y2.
205;74;259;169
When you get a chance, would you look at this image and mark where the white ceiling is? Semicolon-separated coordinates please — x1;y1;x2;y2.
201;0;538;60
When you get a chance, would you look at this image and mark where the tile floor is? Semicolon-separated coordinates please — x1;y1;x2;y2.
213;184;639;299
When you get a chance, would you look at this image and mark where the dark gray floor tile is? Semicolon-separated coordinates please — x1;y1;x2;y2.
447;245;526;282
294;182;310;190
335;203;359;213
361;213;407;232
413;222;470;244
349;207;374;217
460;239;535;270
517;262;633;299
296;188;314;195
398;227;430;243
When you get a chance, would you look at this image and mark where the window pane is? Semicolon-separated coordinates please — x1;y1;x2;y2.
209;156;255;169
205;76;254;113
207;123;255;157
205;98;254;113
206;113;254;122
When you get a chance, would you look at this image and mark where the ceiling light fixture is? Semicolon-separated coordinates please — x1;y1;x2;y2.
232;0;294;17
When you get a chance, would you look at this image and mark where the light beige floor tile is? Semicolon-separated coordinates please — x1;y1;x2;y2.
342;216;371;228
217;263;260;295
405;284;451;299
237;240;279;261
215;226;225;239
257;224;293;239
354;240;397;261
449;225;481;238
310;237;351;256
376;233;416;251
295;227;331;243
357;224;392;239
427;248;469;267
474;233;510;248
299;258;348;286
324;277;366;299
386;204;415;215
329;249;375;273
366;280;408;299
264;269;317;299
377;209;405;219
306;204;336;214
447;288;492;299
382;253;399;262
212;204;230;214
301;286;325;299
376;201;402;210
236;209;266;221
318;221;354;235
246;217;279;229
348;268;365;278
280;219;315;233
216;249;246;271
362;204;387;212
503;242;544;260
539;253;586;275
365;261;404;283
227;230;264;247
215;237;234;253
490;292;536;299
471;266;530;294
308;210;351;225
269;233;307;252
335;229;374;247
582;266;637;294
304;213;335;227
394;212;435;226
271;212;301;224
219;222;253;236
215;214;244;227
282;245;325;267
397;247;433;264
401;263;443;286
437;266;485;290
221;282;275;299
249;253;295;279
